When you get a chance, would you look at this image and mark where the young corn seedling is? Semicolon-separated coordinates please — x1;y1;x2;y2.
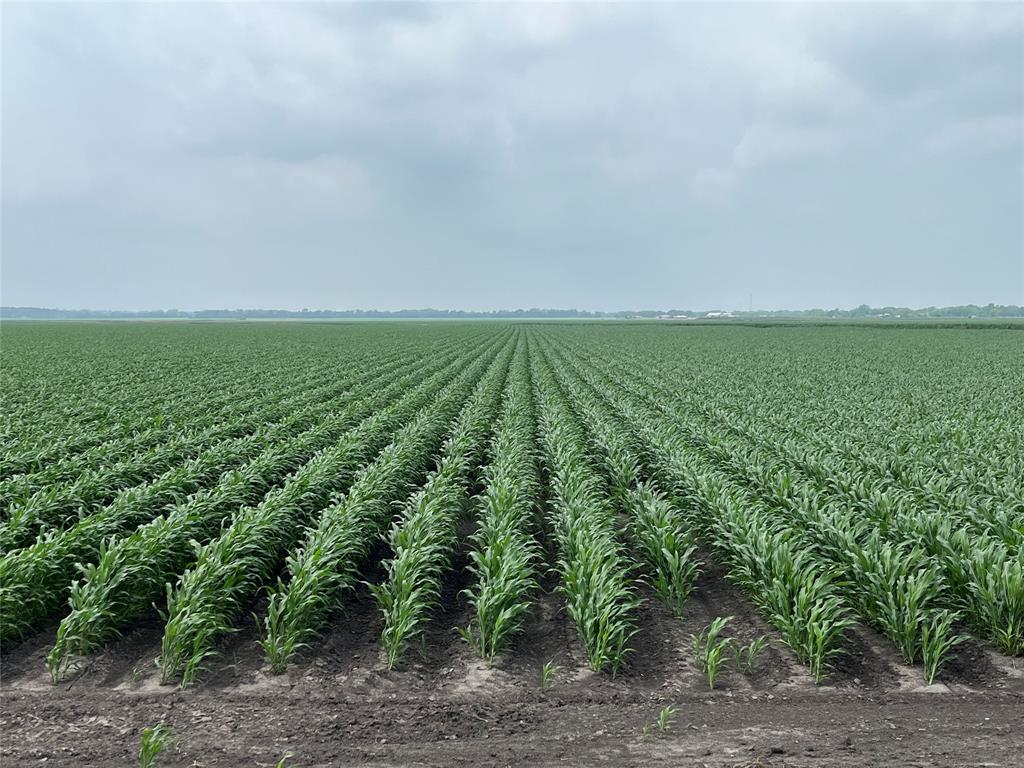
656;704;676;732
138;723;173;768
692;616;735;689
541;660;560;689
735;635;769;673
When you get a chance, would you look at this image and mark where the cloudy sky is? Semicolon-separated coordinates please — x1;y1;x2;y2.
2;2;1021;311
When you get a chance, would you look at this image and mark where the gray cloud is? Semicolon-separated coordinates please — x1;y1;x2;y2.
2;2;1021;311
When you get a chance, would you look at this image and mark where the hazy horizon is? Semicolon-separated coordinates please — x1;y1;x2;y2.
3;2;1022;312
8;296;1024;315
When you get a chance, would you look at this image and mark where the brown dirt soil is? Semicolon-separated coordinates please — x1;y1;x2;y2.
3;558;1023;767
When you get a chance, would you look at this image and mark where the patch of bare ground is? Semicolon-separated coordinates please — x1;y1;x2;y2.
678;548;798;691
826;623;907;690
0;617;64;689
940;635;1006;689
3;685;1022;767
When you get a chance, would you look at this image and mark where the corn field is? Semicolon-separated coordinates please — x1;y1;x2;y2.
2;320;1022;694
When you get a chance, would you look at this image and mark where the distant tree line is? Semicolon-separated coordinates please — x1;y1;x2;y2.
2;303;1022;320
2;307;614;319
730;304;1024;319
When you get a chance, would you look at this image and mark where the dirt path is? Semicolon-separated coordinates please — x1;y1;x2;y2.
3;685;1022;767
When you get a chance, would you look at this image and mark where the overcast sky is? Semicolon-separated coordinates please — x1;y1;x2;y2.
2;2;1022;311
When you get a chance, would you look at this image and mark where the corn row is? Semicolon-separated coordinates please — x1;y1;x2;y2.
605;335;1023;655
3;326;492;479
2;361;256;478
461;338;542;660
260;335;514;672
529;336;638;674
726;443;1023;655
370;334;517;668
724;440;1023;657
608;328;1022;502
537;338;700;618
539;333;852;680
627;421;961;679
0;351;392;515
616;343;1020;515
614;378;976;675
44;346;466;681
649;422;855;681
547;332;984;680
0;362;404;551
0;338;358;480
686;440;968;680
159;332;511;684
1;433;284;644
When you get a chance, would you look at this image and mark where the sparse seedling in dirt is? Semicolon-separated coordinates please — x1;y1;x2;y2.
692;616;735;689
138;723;173;768
735;635;769;673
641;705;677;736
656;705;676;732
541;660;560;689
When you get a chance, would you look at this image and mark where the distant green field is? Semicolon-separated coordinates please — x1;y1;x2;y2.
1;321;1021;687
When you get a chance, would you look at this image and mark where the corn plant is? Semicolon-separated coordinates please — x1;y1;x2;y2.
792;512;960;680
962;545;1024;655
927;531;1024;656
627;484;700;616
735;635;768;673
920;611;966;684
692;616;735;688
138;723;173;768
541;660;559;689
